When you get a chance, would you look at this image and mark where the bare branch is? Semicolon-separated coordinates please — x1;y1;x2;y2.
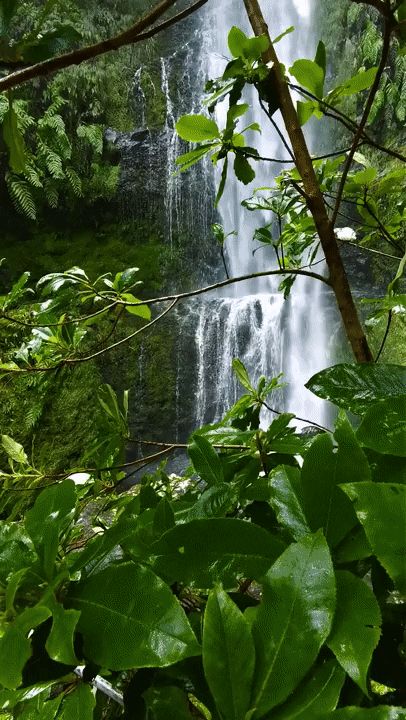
0;0;209;93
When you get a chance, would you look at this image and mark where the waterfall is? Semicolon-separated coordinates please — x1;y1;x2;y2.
190;0;339;430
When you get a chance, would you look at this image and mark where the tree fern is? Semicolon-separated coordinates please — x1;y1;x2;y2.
7;175;37;220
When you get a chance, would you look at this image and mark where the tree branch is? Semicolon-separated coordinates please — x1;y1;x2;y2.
331;19;393;225
0;0;209;92
243;0;373;362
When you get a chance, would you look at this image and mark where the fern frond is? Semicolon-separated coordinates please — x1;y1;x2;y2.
66;166;83;196
77;124;103;155
38;142;65;179
24;163;43;188
43;178;59;208
7;175;37;220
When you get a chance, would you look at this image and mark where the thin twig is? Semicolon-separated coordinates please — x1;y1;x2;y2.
331;19;393;225
375;310;393;362
262;401;331;433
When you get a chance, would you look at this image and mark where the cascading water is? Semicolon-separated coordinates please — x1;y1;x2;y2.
121;0;341;445
191;0;339;429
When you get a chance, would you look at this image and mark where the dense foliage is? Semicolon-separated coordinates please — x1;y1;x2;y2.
0;0;405;718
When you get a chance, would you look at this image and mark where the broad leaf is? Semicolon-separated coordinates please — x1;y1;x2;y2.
301;419;368;548
25;480;76;579
2;104;27;173
0;606;51;689
289;59;325;98
176;115;220;142
327;571;381;695
337;67;378;97
357;396;406;457
61;683;95;719
340;483;406;594
232;358;254;392
203;587;255;720
1;435;28;464
151;518;285;589
228;26;248;58
185;484;236;520
250;532;335;716
305;363;406;415
45;595;80;665
271;659;345;720
188;435;224;485
269;465;310;540
234;153;255;184
68;562;200;669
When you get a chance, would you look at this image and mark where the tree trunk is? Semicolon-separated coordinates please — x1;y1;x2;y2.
243;0;374;363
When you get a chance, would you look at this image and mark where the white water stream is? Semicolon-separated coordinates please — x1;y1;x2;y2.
190;0;338;429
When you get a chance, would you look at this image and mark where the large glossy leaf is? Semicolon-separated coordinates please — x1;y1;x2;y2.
44;595;80;665
301;419;368;548
0;606;51;689
327;571;381;695
340;483;406;594
357;396;406;457
269;465;310;540
250;532;335;717
60;684;95;720
305;364;406;414
203;587;255;720
68;562;200;670
11;694;62;719
25;480;76;579
151;518;285;589
176;114;220;142
188;435;224;485
271;659;345;720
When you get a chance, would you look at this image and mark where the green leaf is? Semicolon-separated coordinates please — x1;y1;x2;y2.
153;497;175;536
250;532;335;716
0;606;51;689
337;67;378;97
327;571;381;695
2;103;27;173
314;40;327;76
61;683;95;719
269;465;311;540
151;518;284;589
289;59;325;98
45;595;80;665
215;155;229;206
305;363;406;415
228;26;249;58
273;26;295;45
351;167;377;185
242;35;269;61
301;418;369;548
1;434;28;464
203;587;255;720
340;483;406;594
121;293;151;320
297;100;318;126
234;154;255;184
25;480;76;580
357;396;406;457
232;358;254;392
271;659;345;720
188;434;224;486
176;115;220;142
334;526;372;564
185;484;236;520
0;523;36;584
176;145;215;171
68;562;200;670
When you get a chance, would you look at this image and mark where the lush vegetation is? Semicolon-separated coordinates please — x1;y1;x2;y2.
0;0;405;718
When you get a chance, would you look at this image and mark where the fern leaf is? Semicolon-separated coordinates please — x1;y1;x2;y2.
7;175;37;220
66;166;83;196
